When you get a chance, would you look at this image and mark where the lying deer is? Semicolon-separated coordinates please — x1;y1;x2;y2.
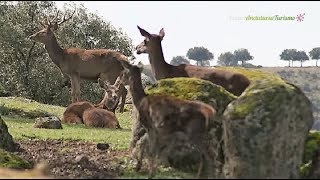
62;76;123;129
29;9;128;113
135;26;250;96
119;59;217;178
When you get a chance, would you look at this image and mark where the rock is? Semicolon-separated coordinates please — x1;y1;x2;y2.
222;68;314;178
96;143;109;150
34;116;62;129
0;116;16;152
74;155;89;164
132;77;235;174
0;149;31;169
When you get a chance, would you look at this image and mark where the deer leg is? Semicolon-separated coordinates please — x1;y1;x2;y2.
70;74;81;103
119;85;127;113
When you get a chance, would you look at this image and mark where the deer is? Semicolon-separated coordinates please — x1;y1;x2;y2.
28;9;128;113
135;26;251;96
119;59;217;178
62;75;125;129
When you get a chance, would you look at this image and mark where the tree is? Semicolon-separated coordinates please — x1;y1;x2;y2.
217;52;237;66
170;56;190;66
292;50;309;67
280;49;297;67
186;46;214;66
309;47;320;67
0;1;133;106
233;48;253;66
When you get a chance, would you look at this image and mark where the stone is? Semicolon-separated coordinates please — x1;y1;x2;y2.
96;143;109;150
34;116;62;129
221;68;314;178
0;116;16;152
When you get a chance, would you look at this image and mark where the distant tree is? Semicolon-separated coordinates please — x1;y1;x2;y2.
280;49;298;67
309;47;320;67
186;46;213;66
293;51;309;67
233;48;253;66
218;51;237;66
170;56;190;66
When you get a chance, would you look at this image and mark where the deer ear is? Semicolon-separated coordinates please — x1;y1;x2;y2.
159;28;165;39
137;25;151;38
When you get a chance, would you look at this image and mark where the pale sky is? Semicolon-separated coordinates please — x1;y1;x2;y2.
56;1;320;67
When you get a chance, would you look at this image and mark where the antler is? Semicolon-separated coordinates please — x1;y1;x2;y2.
57;8;76;26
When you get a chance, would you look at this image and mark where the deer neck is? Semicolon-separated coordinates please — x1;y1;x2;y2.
148;42;171;79
129;72;147;106
44;36;64;67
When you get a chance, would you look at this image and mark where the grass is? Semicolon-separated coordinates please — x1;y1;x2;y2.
0;97;191;178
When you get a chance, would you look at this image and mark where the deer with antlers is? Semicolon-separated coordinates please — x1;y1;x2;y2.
119;59;217;178
135;26;250;96
29;9;128;113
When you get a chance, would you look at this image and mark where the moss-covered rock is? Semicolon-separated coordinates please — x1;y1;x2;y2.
300;131;320;178
0;116;16;152
0;149;31;169
132;77;235;176
222;67;314;178
146;77;236;115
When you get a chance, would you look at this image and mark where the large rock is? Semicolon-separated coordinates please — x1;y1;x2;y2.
0;116;16;152
131;77;235;175
0;149;31;169
221;67;314;178
34;116;62;129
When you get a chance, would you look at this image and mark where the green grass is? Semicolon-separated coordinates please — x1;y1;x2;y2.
3;112;132;150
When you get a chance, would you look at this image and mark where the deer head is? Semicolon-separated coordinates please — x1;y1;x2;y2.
119;60;143;78
136;26;165;54
29;9;76;44
97;70;127;110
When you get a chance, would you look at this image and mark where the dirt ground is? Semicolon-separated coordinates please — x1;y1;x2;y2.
13;139;131;179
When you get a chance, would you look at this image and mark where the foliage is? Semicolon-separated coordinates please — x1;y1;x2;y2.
309;47;320;67
280;49;309;67
0;1;133;106
186;46;213;66
233;48;253;66
217;51;237;66
170;56;190;66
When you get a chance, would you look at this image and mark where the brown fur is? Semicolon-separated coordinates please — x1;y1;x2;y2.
135;26;250;96
120;60;217;178
62;76;123;129
29;15;128;112
82;107;120;129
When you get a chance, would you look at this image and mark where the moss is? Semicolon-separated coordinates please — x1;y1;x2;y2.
300;131;320;178
0;149;31;169
217;67;296;119
146;77;236;115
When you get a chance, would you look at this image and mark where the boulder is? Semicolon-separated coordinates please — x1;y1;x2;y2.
131;77;235;175
0;116;16;152
0;149;31;169
221;67;314;178
34;116;62;129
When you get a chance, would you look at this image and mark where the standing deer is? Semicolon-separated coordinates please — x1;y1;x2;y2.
62;75;124;129
29;10;128;113
135;26;250;96
119;59;217;178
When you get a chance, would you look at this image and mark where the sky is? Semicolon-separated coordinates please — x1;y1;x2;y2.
56;1;320;67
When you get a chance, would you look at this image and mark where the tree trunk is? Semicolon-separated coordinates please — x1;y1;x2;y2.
316;60;318;67
301;60;303;67
288;60;290;67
